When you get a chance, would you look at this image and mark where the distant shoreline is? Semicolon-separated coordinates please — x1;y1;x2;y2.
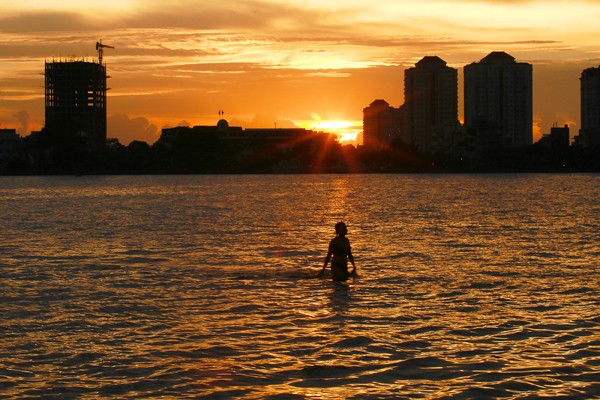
2;169;600;177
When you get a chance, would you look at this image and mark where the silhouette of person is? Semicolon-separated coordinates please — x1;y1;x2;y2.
318;222;356;281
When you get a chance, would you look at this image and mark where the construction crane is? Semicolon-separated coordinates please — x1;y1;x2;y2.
95;40;114;64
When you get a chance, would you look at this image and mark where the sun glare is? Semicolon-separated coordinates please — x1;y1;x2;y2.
297;119;361;143
339;132;358;142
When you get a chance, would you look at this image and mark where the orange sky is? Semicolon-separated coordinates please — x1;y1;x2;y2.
1;0;599;145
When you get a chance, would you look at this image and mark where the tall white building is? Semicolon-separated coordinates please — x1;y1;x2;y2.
404;56;460;155
464;52;532;148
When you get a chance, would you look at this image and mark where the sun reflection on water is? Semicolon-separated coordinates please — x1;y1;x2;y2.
0;174;598;398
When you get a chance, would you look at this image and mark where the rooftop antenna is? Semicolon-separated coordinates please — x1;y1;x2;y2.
95;40;114;64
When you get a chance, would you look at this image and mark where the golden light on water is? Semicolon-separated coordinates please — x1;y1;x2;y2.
1;175;598;398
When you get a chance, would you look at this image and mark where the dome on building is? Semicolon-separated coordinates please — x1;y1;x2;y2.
217;119;229;132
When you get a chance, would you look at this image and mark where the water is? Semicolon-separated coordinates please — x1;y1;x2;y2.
1;174;598;399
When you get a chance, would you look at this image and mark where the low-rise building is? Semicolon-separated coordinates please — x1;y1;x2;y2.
0;129;20;158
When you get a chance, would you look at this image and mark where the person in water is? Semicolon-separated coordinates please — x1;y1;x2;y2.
318;222;356;281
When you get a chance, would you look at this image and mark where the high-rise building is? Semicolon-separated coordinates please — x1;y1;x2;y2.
45;60;108;150
578;66;600;147
464;52;532;148
403;56;460;155
362;99;400;149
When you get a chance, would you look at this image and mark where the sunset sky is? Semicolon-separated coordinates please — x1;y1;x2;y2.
1;0;600;145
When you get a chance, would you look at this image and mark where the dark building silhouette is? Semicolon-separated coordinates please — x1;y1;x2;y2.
538;124;570;149
155;121;342;173
0;129;24;174
244;127;313;147
45;60;108;151
160;120;244;143
0;129;19;157
362;99;401;149
160;121;319;147
578;66;600;147
404;56;461;155
464;52;533;149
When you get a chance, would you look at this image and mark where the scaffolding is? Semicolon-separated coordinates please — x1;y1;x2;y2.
44;60;108;149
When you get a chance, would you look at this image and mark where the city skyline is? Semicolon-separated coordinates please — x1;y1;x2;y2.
2;1;600;145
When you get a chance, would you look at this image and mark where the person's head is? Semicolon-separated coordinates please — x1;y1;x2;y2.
335;222;348;236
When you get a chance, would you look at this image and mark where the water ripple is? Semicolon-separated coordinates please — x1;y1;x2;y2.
0;174;598;399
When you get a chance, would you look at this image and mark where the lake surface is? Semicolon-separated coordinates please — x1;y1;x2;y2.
1;174;598;399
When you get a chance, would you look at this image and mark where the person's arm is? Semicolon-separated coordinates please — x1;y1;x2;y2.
348;248;356;275
318;243;332;277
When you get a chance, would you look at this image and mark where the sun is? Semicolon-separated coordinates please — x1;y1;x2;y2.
296;119;361;144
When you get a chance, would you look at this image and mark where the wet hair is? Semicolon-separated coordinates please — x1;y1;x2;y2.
335;222;347;235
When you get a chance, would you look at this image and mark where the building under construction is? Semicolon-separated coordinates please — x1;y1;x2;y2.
44;60;108;150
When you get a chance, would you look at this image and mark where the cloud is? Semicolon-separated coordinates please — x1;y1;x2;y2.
11;110;30;135
107;113;159;145
0;0;585;73
230;113;297;129
0;11;100;33
0;1;330;35
116;0;331;33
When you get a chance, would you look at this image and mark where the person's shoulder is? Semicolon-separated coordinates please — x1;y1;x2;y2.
332;236;350;246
